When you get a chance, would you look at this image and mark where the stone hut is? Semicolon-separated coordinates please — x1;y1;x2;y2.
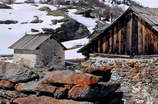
9;34;66;68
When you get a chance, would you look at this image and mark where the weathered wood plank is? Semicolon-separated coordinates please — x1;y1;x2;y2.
131;16;138;55
109;30;113;53
126;16;132;55
138;20;143;54
113;26;117;53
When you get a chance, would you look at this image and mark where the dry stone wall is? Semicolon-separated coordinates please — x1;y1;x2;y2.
0;61;122;104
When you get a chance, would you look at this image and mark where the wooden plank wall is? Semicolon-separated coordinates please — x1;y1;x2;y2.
88;13;132;55
88;13;158;55
137;18;158;55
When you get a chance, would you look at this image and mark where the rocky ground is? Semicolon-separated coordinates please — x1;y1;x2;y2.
81;56;158;104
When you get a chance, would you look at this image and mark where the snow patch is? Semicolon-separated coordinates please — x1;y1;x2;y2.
65;48;85;60
68;9;97;33
62;38;89;49
63;38;89;59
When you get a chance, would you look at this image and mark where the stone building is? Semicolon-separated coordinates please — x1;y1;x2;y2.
9;34;66;68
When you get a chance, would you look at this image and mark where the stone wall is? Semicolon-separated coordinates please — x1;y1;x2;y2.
13;38;64;69
0;61;122;104
13;54;37;68
36;38;65;69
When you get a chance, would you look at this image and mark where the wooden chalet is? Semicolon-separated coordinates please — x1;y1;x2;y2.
79;6;158;56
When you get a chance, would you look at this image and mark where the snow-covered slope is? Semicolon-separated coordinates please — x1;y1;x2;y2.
0;4;64;54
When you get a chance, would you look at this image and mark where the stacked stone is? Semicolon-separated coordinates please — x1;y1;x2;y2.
0;61;122;104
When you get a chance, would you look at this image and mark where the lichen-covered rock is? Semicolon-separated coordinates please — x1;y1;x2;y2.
0;62;39;83
0;80;14;89
68;82;120;100
41;70;101;86
13;95;94;104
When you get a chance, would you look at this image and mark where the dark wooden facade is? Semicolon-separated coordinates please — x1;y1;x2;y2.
79;7;158;56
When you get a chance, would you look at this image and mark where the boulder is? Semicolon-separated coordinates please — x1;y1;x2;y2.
0;20;17;24
41;70;101;86
53;18;90;42
68;82;120;100
13;95;94;104
0;62;39;83
0;80;14;89
52;20;58;25
31;29;39;32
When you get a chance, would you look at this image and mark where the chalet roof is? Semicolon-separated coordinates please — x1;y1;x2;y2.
78;6;158;52
9;34;66;50
131;6;158;31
